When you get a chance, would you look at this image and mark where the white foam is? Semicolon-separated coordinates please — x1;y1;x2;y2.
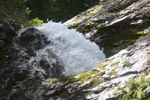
37;22;105;75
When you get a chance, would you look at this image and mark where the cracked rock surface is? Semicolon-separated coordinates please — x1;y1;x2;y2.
39;34;150;100
65;0;150;57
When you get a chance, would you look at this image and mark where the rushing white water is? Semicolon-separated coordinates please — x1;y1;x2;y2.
37;22;105;75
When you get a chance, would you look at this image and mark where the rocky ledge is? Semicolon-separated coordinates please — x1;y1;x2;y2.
1;18;150;100
42;32;150;100
65;0;150;57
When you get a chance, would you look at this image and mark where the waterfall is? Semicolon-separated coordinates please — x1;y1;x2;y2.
37;22;105;75
0;21;106;100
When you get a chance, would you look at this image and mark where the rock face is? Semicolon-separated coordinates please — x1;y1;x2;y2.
14;27;64;78
38;0;150;99
65;0;150;57
0;20;64;100
39;32;150;100
84;34;150;100
1;0;150;100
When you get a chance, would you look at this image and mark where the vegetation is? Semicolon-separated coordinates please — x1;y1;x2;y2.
26;0;100;22
111;62;120;67
97;63;106;70
107;70;118;76
48;63;106;88
75;69;100;83
120;77;150;100
0;0;28;23
49;78;59;83
0;0;101;27
1;0;150;100
22;18;45;28
96;29;150;57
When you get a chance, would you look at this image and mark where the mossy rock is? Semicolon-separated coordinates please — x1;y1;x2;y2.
107;70;118;76
110;61;120;67
97;63;106;70
119;76;150;100
49;78;59;83
96;25;149;57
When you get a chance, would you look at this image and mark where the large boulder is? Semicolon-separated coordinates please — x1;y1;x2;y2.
13;27;64;78
37;32;150;100
0;23;64;100
65;0;150;57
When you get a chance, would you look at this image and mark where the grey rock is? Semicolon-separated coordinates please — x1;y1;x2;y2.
0;27;64;100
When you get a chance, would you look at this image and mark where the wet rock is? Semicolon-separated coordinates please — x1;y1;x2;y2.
13;27;64;78
2;0;150;100
40;34;150;100
3;18;20;35
65;0;150;57
0;26;64;100
16;28;48;56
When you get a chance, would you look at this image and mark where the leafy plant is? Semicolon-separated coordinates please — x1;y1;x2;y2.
25;7;31;15
22;18;44;27
26;0;100;22
120;77;150;100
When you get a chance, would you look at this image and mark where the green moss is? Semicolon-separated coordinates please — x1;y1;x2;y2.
47;68;102;87
47;76;78;84
135;31;150;35
74;67;104;84
111;62;120;67
96;23;106;29
46;63;106;88
107;70;118;76
76;25;148;57
22;18;45;28
0;0;27;23
48;69;101;84
88;5;100;16
96;28;146;57
97;63;106;70
86;20;95;26
75;70;97;83
120;76;150;100
116;0;121;4
49;78;59;83
59;76;78;83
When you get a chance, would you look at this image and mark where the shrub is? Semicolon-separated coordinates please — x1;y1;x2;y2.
120;77;150;100
22;18;44;27
49;78;59;83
